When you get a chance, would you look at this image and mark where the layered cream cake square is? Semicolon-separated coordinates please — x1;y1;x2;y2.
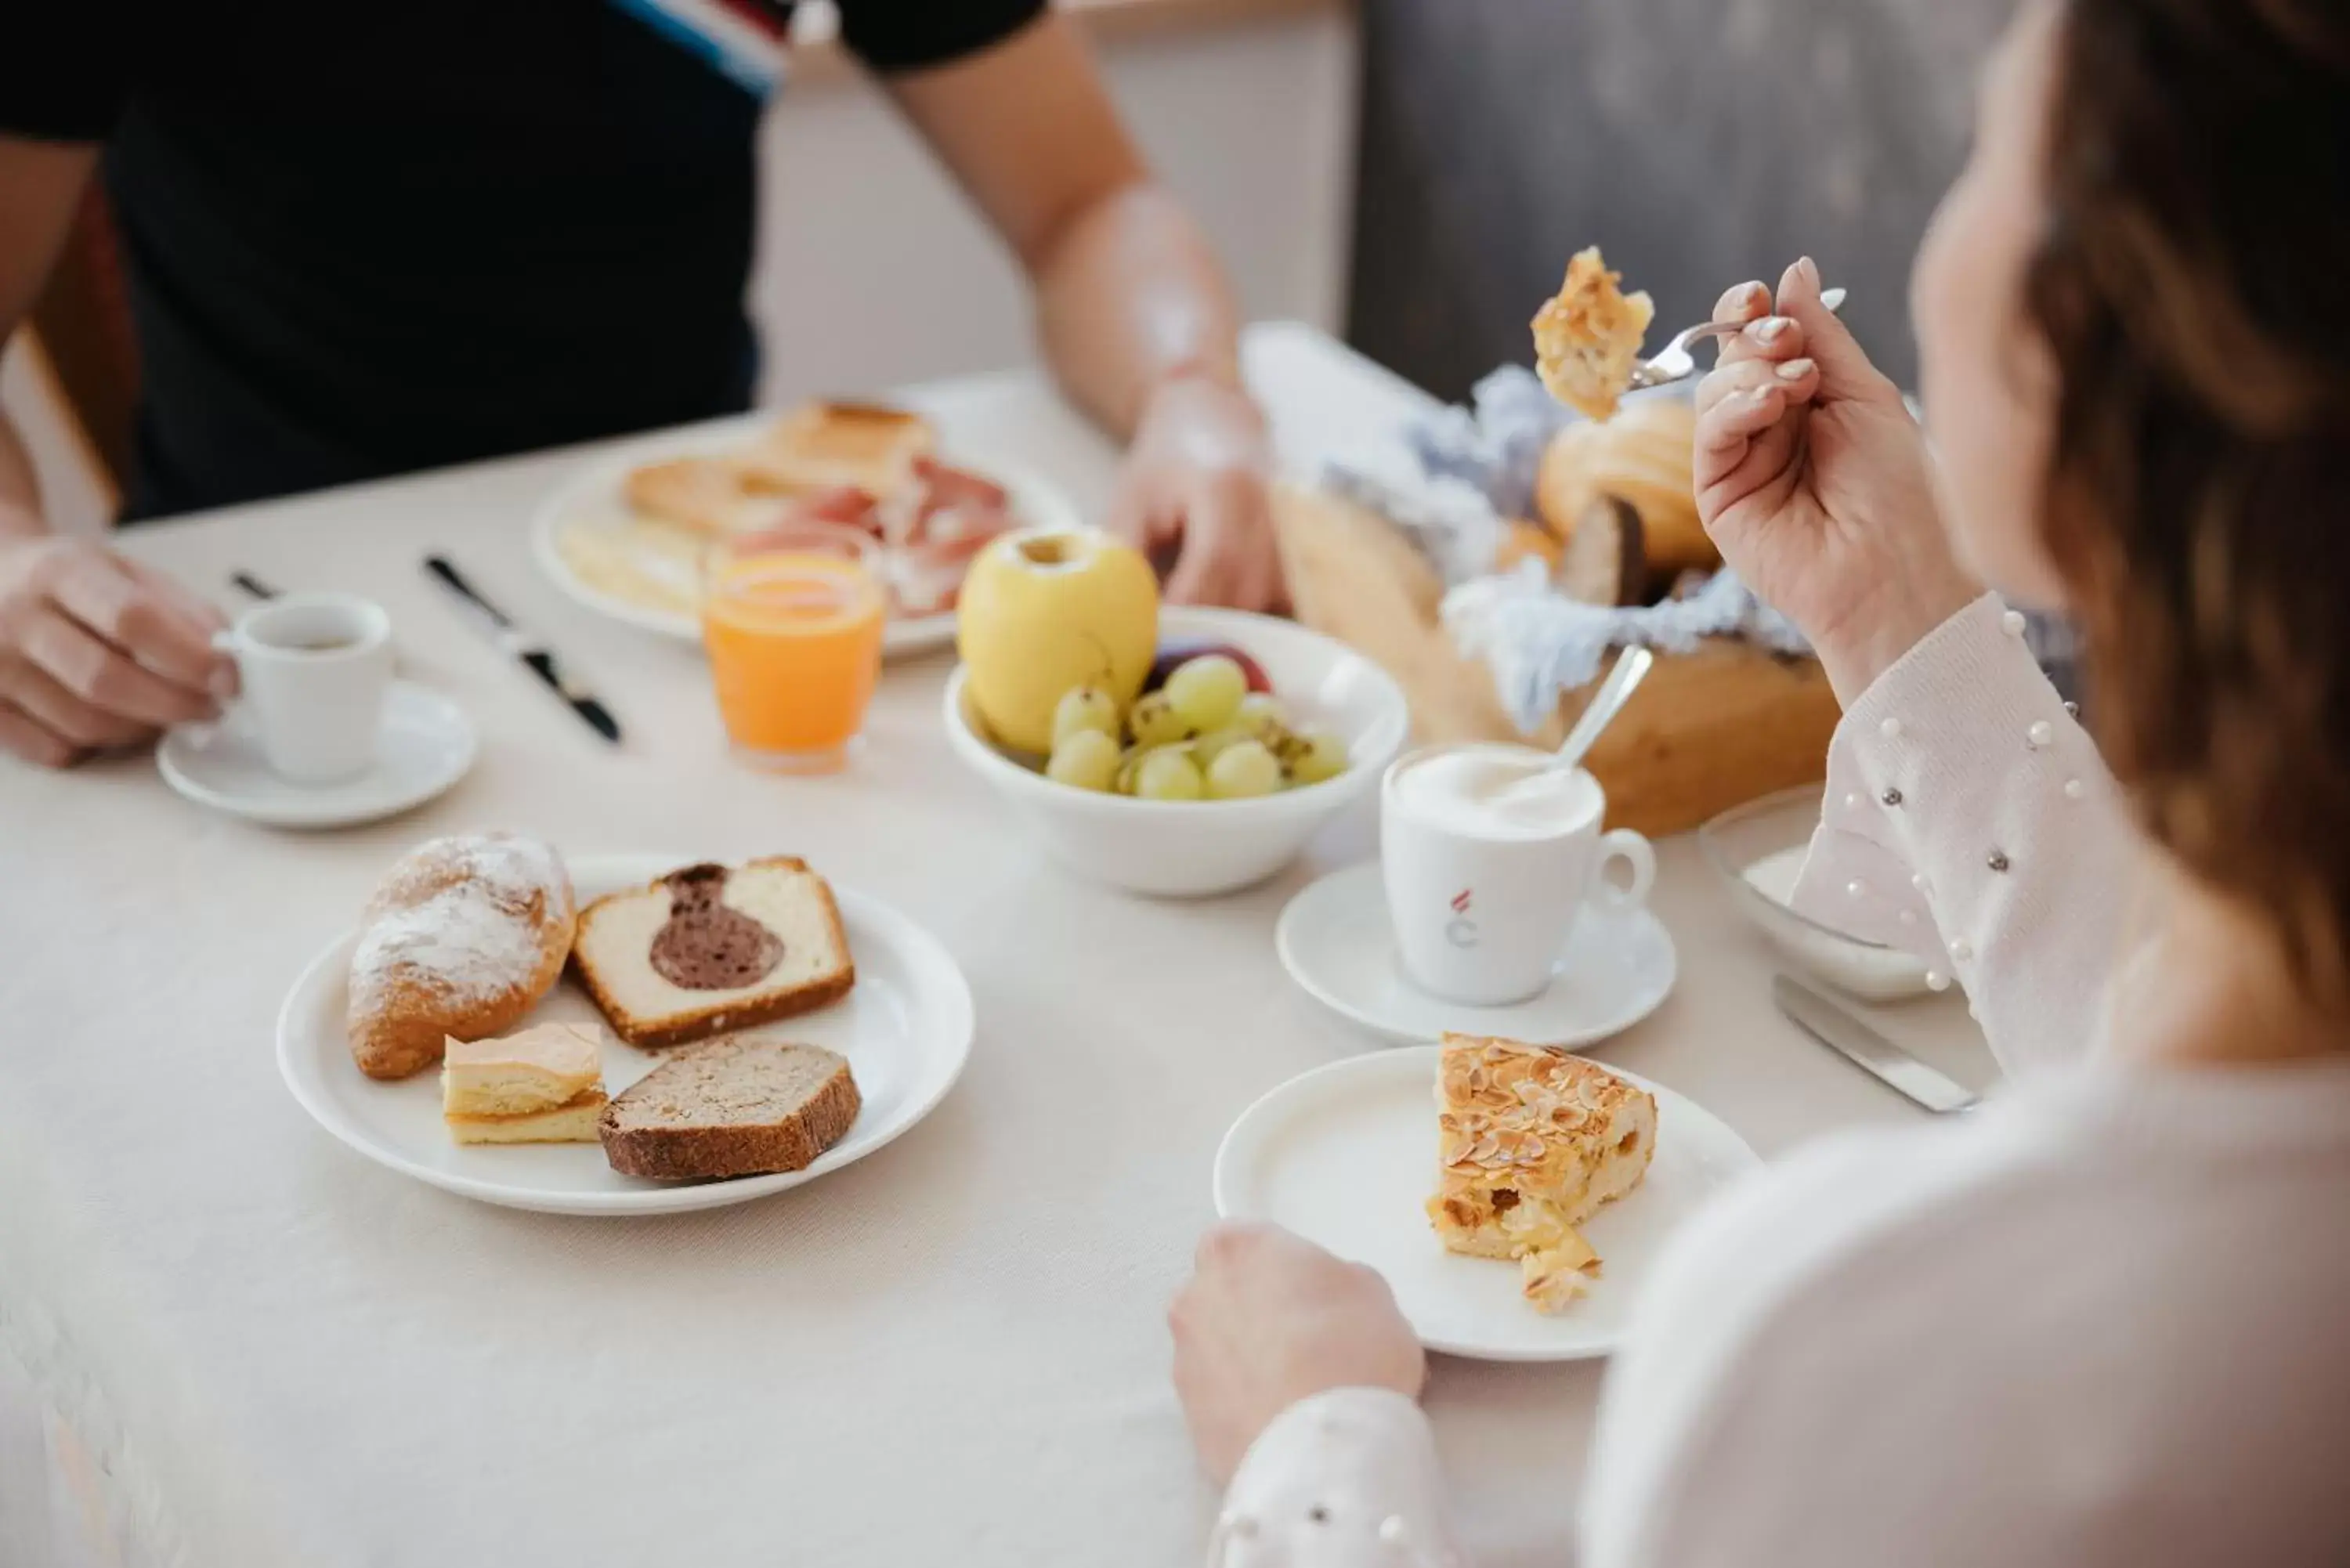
1426;1034;1658;1313
441;1021;609;1145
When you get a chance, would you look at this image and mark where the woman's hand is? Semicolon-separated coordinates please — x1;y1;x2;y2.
1105;374;1286;612
1696;257;1978;700
0;528;231;768
1170;1222;1426;1483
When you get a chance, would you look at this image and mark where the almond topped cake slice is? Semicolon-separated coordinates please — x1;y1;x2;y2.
1426;1034;1658;1313
1531;246;1656;423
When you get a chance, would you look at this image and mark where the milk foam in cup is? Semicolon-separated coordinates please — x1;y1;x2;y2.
1381;742;1656;1005
1388;746;1597;838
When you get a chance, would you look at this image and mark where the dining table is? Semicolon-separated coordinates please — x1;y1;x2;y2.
0;320;1993;1568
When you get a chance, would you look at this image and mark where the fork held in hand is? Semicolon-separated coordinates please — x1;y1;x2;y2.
1626;286;1848;392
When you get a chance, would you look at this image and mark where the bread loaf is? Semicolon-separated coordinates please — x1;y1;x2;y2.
1534;399;1718;582
346;834;577;1080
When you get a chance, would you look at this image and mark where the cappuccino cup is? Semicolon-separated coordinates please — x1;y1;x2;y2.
1380;742;1655;1006
212;594;393;784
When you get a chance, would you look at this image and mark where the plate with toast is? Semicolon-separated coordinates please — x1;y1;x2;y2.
532;399;1084;657
277;840;974;1215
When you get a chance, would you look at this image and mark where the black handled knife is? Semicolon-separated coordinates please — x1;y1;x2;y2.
422;555;623;745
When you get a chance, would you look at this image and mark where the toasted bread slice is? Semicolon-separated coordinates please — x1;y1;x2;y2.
622;456;801;538
600;1037;859;1181
571;857;855;1050
740;400;934;496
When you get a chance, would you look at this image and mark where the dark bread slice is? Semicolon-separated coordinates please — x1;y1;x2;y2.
1557;495;1648;607
599;1037;860;1181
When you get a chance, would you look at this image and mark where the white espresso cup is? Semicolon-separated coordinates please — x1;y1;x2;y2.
212;594;394;784
1381;742;1657;1006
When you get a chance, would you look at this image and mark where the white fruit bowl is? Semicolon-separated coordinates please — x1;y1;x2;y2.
943;608;1411;897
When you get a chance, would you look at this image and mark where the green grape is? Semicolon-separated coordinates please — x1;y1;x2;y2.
1052;685;1121;748
1164;655;1248;733
1233;692;1285;738
1285;731;1350;787
1046;728;1122;792
1134;747;1206;801
1127;690;1194;750
1206;739;1282;800
1191;726;1252;767
1112;746;1148;796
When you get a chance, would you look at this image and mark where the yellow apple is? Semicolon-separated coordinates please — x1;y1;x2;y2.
956;527;1159;754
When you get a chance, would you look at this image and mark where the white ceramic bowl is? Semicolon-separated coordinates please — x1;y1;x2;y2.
1697;786;1934;1003
943;608;1411;897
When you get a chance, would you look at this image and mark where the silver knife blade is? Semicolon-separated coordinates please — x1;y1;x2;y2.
1772;974;1980;1115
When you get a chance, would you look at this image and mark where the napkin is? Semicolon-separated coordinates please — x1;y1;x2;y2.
1321;363;2080;734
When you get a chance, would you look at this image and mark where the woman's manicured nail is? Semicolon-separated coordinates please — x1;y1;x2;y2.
1795;255;1822;291
1777;358;1816;381
1755;317;1792;344
1717;281;1765;319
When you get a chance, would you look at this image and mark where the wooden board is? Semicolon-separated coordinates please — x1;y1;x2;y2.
1273;482;1842;837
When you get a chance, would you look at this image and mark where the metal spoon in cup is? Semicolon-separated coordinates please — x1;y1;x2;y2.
1489;645;1656;807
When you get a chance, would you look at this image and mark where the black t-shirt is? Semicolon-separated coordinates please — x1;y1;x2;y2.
5;1;1045;518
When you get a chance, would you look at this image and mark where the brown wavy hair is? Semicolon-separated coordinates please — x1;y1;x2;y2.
2026;0;2350;1000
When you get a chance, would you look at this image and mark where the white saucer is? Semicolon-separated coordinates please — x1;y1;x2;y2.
157;681;477;829
276;853;975;1216
1213;1047;1761;1360
1276;862;1677;1046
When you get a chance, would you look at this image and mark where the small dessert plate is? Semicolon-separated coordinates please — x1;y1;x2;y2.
1213;1047;1761;1360
277;854;974;1216
158;681;477;829
1276;862;1677;1047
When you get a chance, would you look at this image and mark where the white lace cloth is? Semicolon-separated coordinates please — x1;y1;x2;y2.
1321;367;1808;733
1320;366;2083;734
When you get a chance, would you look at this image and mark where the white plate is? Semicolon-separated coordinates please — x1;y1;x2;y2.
276;853;974;1215
1276;862;1677;1046
1213;1048;1761;1360
529;415;1085;658
158;681;477;829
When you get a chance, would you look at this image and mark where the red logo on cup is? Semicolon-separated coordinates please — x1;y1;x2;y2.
1444;888;1479;948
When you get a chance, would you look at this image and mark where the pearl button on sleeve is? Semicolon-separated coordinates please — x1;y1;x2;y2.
1215;1389;1459;1568
1786;594;2141;1082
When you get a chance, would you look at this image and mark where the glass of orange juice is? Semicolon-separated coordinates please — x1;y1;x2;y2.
702;521;887;771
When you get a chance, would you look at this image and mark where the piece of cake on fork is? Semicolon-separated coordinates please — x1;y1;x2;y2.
1531;246;1656;423
1425;1033;1658;1313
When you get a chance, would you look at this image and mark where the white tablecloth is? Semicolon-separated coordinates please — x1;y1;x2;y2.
0;324;1991;1568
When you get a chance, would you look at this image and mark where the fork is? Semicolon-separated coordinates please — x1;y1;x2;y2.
1625;286;1847;392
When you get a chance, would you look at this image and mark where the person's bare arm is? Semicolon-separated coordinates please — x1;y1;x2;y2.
0;135;231;768
882;16;1282;608
883;13;1238;433
0;137;99;530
